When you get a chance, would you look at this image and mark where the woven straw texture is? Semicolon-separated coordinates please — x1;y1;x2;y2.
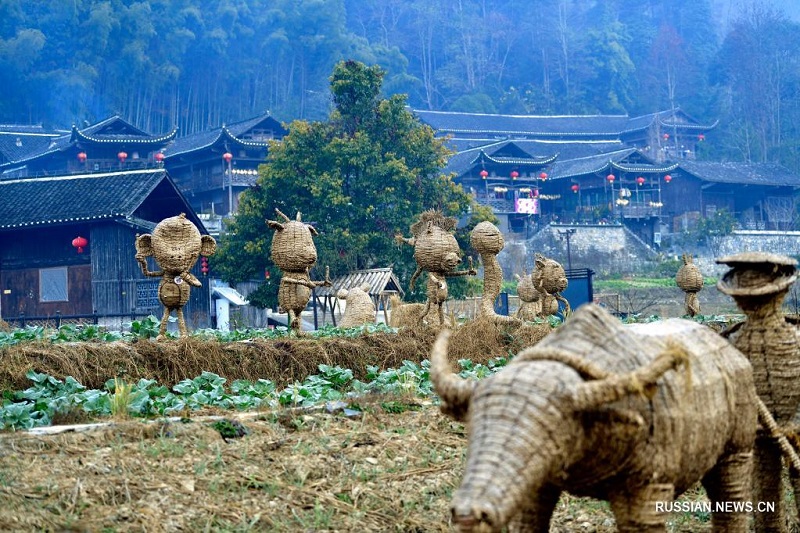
471;222;505;317
431;304;757;532
405;210;461;272
337;283;376;328
676;253;704;292
718;252;800;532
532;254;569;317
515;272;542;321
270;223;318;272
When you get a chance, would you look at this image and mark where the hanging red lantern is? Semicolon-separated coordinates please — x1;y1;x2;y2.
77;152;87;163
117;151;128;163
539;172;548;180
571;184;579;193
606;174;615;183
698;134;705;142
154;152;165;162
636;176;645;186
222;152;233;163
510;170;519;180
663;133;670;140
664;174;672;183
72;236;88;254
200;256;209;275
479;169;488;179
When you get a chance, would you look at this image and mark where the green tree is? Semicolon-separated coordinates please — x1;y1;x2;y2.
215;60;471;308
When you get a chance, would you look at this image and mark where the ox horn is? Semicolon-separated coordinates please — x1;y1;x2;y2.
570;342;688;411
430;330;475;421
274;208;291;222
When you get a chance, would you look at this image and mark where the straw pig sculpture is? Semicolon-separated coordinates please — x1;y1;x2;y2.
396;210;476;327
336;283;376;328
431;303;757;532
717;252;800;533
267;209;331;334
135;213;216;339
531;253;570;318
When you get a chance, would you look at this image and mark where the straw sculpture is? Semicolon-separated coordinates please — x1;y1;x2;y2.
430;303;757;532
676;253;703;316
388;294;448;329
267;209;331;335
336;283;376;328
396;210;476;327
135;213;216;339
717;252;800;533
515;270;542;321
470;222;521;325
531;253;570;318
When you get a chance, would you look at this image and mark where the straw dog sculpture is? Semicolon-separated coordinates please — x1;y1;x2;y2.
431;304;757;532
135;213;216;339
267;209;331;334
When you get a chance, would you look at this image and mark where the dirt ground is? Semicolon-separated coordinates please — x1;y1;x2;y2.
0;396;738;533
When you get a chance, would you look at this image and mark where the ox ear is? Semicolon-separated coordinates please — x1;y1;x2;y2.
201;235;217;256
569;344;687;411
307;224;319;236
267;219;284;232
135;234;154;256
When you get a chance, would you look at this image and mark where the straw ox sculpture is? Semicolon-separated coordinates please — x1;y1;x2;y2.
135;213;216;338
267;209;331;334
396;210;475;326
431;304;759;532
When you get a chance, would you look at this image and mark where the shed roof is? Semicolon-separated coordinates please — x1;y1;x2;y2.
678;161;800;187
0;168;204;231
315;268;405;299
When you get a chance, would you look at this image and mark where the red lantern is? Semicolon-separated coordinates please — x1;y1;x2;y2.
479;169;488;179
72;236;88;254
664;174;672;183
571;184;579;193
77;152;87;163
117;151;128;163
222;152;233;163
510;170;519;180
539;172;548;181
698;134;705;142
200;256;209;275
606;174;615;183
663;133;670;140
636;176;645;186
154;152;165;162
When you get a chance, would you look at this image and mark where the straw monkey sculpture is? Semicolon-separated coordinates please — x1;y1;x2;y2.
135;213;216;339
396;210;475;326
431;304;757;532
267;209;331;334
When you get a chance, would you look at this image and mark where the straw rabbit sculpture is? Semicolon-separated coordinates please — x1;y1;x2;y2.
396;210;476;326
135;213;216;339
431;304;758;532
267;209;331;334
336;283;376;328
531;253;570;317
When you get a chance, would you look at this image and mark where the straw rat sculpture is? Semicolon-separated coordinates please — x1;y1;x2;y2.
431;304;757;532
135;213;216;339
717;252;800;533
396;210;476;326
336;283;376;328
531;253;570;317
267;209;331;334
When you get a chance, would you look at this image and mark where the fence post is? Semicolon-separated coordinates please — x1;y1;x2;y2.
56;310;61;328
93;310;98;325
20;312;25;328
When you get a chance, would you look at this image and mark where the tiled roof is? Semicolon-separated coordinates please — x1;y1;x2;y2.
415;109;630;137
71;116;176;145
0;169;180;229
315;268;404;299
0;130;61;163
548;149;638;179
678;161;800;186
165;113;286;158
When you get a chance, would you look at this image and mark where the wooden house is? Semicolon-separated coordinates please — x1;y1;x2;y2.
163;113;288;218
0;169;213;328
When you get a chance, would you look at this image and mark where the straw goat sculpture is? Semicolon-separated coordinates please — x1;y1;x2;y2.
431;304;757;532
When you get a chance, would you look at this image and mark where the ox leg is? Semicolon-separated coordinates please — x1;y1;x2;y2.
509;485;561;533
288;310;300;334
701;451;752;533
752;436;787;533
176;308;188;337
157;307;171;338
610;483;673;533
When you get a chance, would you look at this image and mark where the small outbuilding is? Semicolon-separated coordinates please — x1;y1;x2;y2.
312;267;405;327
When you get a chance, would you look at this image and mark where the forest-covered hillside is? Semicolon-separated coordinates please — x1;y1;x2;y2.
1;0;799;170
